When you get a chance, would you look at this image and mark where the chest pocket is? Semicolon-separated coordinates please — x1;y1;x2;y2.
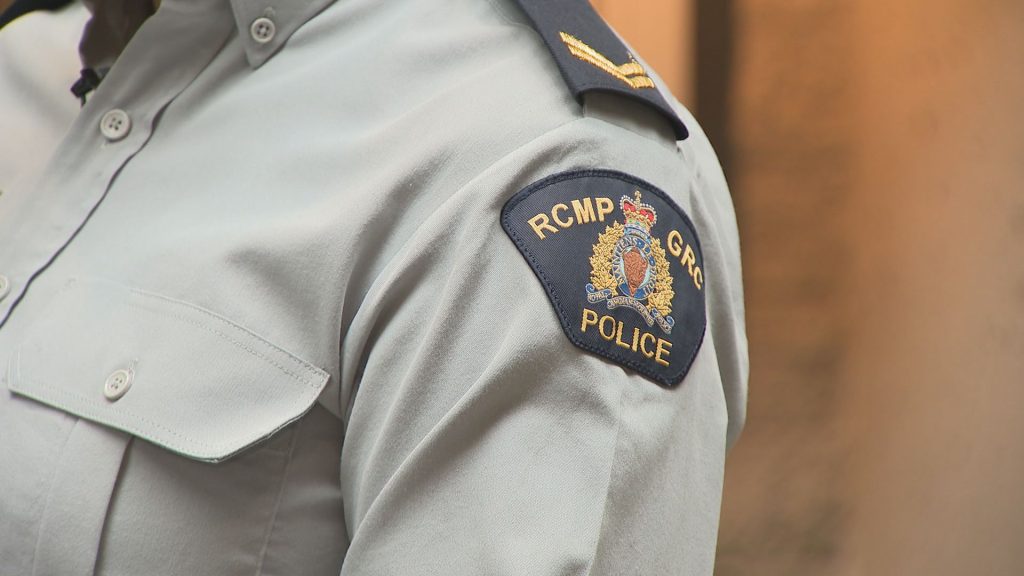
7;277;329;463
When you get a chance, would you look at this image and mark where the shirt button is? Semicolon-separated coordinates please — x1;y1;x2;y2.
99;109;132;142
0;275;10;301
250;17;276;44
104;368;133;401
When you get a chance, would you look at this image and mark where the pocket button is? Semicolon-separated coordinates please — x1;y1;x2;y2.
104;369;133;401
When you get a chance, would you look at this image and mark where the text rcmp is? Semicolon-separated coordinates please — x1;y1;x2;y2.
528;196;704;290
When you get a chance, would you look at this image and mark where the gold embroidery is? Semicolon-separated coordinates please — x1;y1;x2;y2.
589;211;675;317
589;221;624;296
646;238;675;318
580;307;673;368
559;32;656;90
666;230;704;290
586;192;676;335
528;196;615;240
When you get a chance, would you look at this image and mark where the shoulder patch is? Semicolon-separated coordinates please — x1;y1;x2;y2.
510;0;689;141
502;170;706;388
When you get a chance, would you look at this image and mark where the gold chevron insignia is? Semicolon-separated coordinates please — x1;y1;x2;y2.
559;31;655;90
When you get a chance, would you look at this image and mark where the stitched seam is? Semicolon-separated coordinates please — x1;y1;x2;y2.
24;349;77;576
125;287;323;378
254;422;301;576
88;434;132;576
123;301;319;391
13;374;317;454
501;169;707;387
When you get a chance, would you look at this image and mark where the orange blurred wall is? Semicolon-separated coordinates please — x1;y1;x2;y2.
716;1;1024;575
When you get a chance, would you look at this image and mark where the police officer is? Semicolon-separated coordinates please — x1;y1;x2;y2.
0;0;748;574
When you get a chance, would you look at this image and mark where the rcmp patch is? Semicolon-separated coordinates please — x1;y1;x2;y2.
501;170;706;388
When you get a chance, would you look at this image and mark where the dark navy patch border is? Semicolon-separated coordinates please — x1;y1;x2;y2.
502;169;706;388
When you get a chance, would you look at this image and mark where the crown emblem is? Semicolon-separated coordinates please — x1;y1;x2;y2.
621;191;657;231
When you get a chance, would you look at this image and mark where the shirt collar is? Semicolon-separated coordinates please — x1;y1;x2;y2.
227;0;336;68
0;0;336;69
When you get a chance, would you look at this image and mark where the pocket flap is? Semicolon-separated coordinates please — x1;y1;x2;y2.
7;278;330;463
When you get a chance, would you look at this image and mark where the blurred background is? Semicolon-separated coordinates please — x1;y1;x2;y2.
595;0;1024;574
2;0;1022;574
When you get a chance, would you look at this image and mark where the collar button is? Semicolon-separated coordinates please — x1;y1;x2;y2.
250;17;276;44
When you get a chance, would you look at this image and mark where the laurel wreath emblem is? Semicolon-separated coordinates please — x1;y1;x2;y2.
589;221;675;319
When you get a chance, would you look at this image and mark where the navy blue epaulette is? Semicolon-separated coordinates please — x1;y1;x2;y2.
511;0;689;140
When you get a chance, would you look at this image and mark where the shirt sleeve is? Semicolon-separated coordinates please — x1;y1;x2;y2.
336;119;745;576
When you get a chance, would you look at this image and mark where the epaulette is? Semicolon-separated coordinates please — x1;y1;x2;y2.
511;0;689;140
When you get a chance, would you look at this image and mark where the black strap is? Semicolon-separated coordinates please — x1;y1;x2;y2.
511;0;688;140
70;68;102;105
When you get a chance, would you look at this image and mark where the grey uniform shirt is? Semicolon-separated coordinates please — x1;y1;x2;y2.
0;3;86;198
0;0;748;574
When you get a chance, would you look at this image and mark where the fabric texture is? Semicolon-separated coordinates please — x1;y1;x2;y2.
0;0;748;574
